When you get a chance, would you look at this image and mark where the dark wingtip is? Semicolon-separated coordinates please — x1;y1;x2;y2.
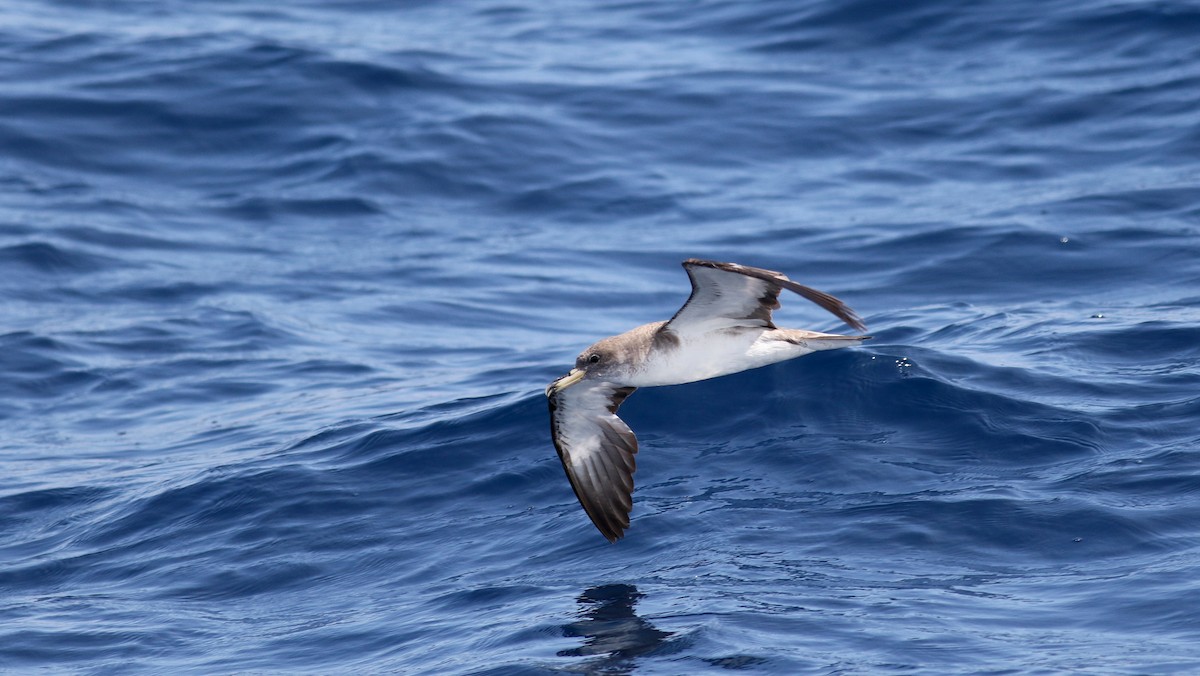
844;314;869;334
774;277;868;333
589;511;626;543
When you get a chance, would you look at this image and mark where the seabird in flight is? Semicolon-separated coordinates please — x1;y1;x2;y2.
546;259;869;542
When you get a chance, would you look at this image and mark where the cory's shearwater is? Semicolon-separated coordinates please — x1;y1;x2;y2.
546;259;870;542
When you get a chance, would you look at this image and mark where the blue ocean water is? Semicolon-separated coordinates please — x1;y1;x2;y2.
2;0;1199;672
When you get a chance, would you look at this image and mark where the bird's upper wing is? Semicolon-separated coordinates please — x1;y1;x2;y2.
662;259;866;338
548;380;639;542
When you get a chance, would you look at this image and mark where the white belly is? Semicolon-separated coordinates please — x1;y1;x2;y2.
626;330;813;387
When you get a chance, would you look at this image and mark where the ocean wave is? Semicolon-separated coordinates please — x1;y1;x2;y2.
2;0;1199;671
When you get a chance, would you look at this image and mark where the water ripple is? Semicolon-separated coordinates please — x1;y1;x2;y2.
2;0;1199;672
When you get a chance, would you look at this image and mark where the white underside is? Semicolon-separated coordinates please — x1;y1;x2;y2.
625;328;859;388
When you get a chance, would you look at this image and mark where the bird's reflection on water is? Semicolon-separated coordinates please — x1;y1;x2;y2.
557;584;677;672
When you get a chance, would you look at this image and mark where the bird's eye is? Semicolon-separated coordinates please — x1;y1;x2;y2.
588;354;601;364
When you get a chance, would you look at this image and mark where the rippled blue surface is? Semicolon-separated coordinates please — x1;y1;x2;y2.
3;0;1200;672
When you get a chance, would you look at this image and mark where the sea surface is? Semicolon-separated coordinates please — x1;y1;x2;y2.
2;0;1199;673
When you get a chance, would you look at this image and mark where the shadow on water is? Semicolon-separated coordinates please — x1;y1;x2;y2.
555;585;769;673
557;584;677;673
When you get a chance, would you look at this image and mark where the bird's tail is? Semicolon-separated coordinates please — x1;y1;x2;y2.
774;329;872;351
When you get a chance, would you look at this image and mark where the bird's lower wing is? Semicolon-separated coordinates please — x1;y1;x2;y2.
548;382;638;542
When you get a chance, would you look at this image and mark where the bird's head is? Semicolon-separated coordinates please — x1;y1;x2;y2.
545;341;621;397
